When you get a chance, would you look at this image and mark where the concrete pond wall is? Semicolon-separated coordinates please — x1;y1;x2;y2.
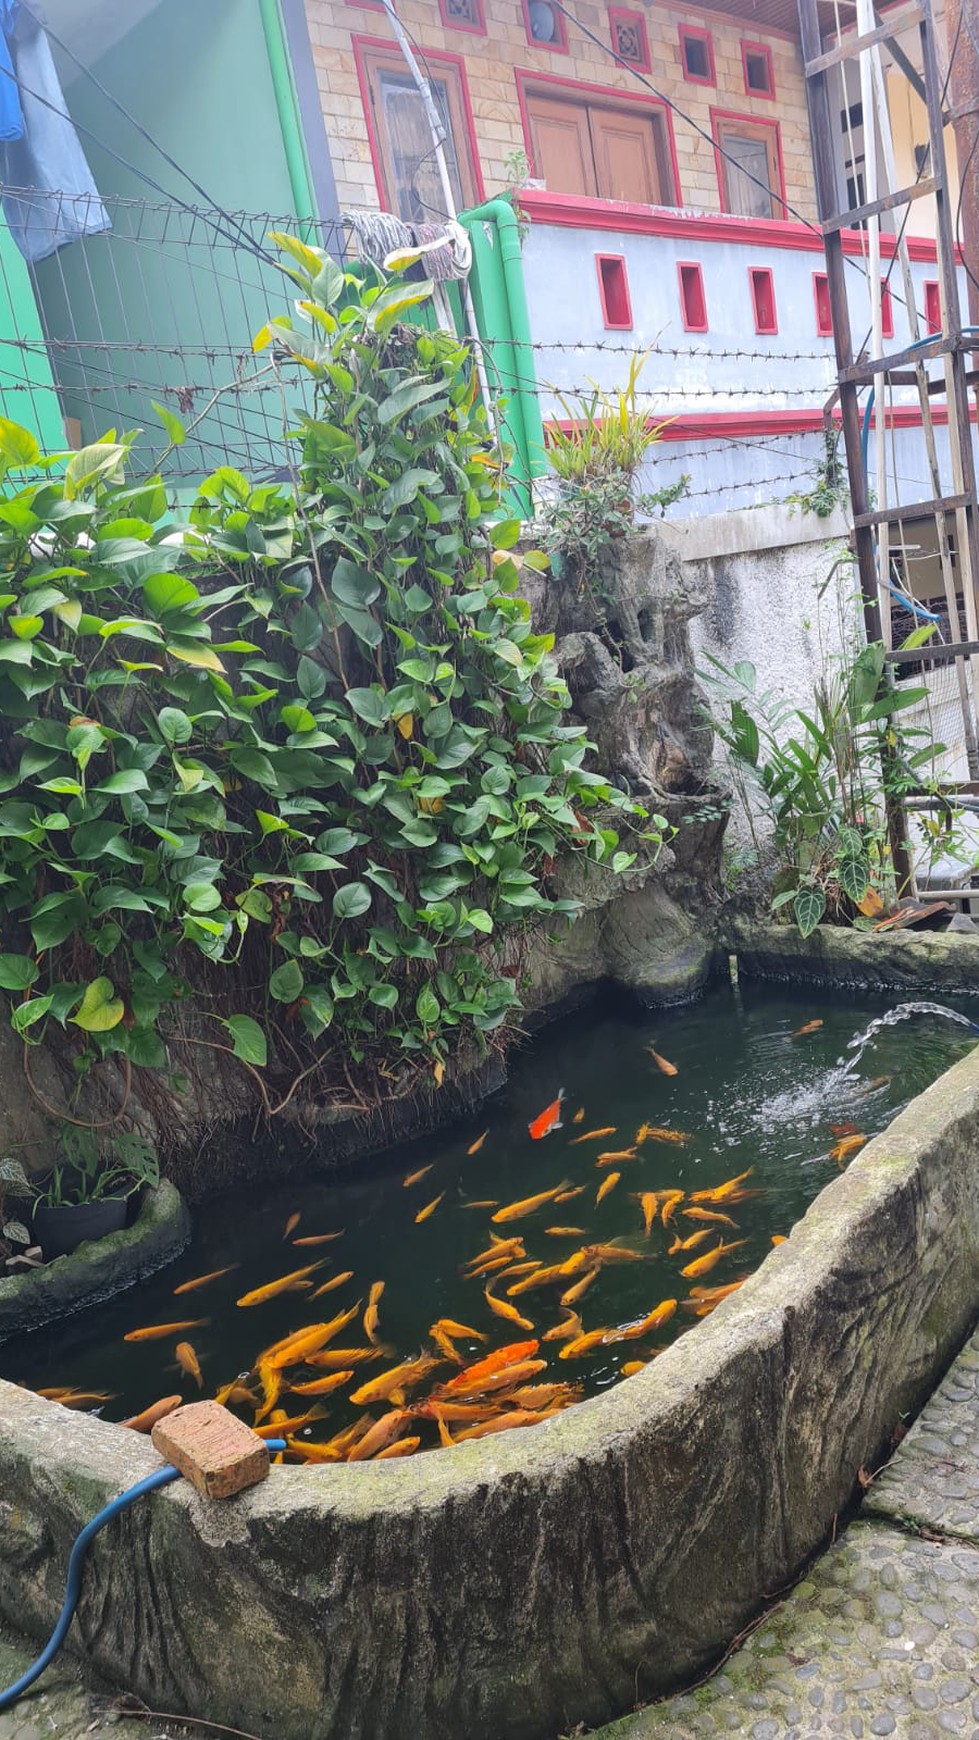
3;927;979;1739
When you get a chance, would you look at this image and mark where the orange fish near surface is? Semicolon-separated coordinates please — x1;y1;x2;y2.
441;1341;538;1394
607;1299;677;1341
660;1189;684;1226
569;1127;616;1145
681;1238;747;1279
648;1047;678;1075
124;1319;210;1342
403;1164;433;1189
364;1281;385;1344
596;1172;621;1206
596;1147;638;1166
528;1090;564;1140
830;1133;867;1167
121;1394;182;1433
236;1263;325;1308
492;1184;568;1225
637;1191;660;1237
668;1228;711;1254
415;1193;445;1223
682;1207;738;1228
484;1286;534;1332
310;1271;355;1299
637;1125;688;1145
292;1231;344;1247
174;1342;203;1389
689;1169;754;1203
830;1122;859;1138
283;1212;301;1238
467;1131;488;1156
793;1019;823;1038
173;1266;237;1296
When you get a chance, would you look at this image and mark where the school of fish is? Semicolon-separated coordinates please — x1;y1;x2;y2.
29;1015;866;1464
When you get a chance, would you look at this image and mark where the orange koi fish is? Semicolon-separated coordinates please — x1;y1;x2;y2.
637;1191;660;1236
346;1405;415;1461
415;1193;445;1223
467;1131;488;1156
286;1371;359;1398
830;1133;867;1166
648;1047;678;1075
375;1435;421;1460
569;1127;616;1145
682;1280;745;1311
596;1172;621;1207
607;1299;676;1341
452;1409;548;1441
403;1164;433;1189
430;1325;465;1366
560;1268;600;1307
464;1238;526;1276
445;1358;547;1396
636;1126;688;1145
571;1107;585;1124
364;1281;385;1344
411;1399;501;1423
498;1260;541;1279
441;1340;538;1394
507;1253;589;1295
236;1263;325;1308
689;1169;754;1203
435;1318;487;1342
542;1309;582;1343
283;1212;301;1238
120;1394;182;1432
509;1382;581;1411
660;1189;684;1226
830;1122;859;1138
544;1225;588;1237
262;1306;363;1370
528;1091;564;1140
793;1019;823;1038
173;1266;237;1296
175;1342;203;1389
596;1147;638;1166
310;1271;355;1299
124;1319;210;1342
49;1391;115;1411
306;1346;384;1371
459;1200;500;1210
484;1284;534;1332
292;1231;344;1246
558;1330;609;1359
492;1184;569;1224
771;1234;787;1246
682;1207;738;1228
681;1239;747;1279
350;1355;442;1407
284;1438;341;1463
580;1242;642;1264
254;1409;325;1439
621;1361;646;1377
668;1228;711;1254
214;1381;259;1408
555;1185;587;1203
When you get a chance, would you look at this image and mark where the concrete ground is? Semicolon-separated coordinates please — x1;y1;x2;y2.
4;1332;979;1740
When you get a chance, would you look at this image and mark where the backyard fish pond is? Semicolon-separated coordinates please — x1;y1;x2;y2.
6;981;979;1459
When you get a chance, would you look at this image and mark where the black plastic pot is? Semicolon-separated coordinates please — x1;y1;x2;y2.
32;1195;129;1261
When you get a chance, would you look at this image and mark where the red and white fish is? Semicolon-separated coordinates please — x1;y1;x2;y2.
528;1090;564;1140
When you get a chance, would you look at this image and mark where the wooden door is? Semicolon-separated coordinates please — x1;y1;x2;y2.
590;106;663;204
525;92;598;196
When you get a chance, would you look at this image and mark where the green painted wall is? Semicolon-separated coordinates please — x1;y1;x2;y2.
0;224;68;457
32;0;303;480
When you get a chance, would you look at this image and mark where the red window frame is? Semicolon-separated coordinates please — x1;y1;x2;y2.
353;36;485;217
741;40;775;100
608;6;651;74
596;253;633;329
880;279;894;340
711;108;788;220
924;279;941;334
677;261;708;332
749;266;778;335
437;0;487;34
678;24;716;86
813;272;833;336
520;0;568;53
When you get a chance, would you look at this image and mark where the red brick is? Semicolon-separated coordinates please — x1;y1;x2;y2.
152;1401;270;1500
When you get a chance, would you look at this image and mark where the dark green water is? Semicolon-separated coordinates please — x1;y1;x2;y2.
5;981;978;1452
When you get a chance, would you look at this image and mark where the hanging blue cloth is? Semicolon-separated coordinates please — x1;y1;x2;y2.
0;1;110;262
0;0;25;143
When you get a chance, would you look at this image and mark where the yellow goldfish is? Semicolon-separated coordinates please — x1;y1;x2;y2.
288;1371;355;1397
648;1046;678;1075
351;1355;442;1407
571;1107;585;1123
415;1193;445;1223
607;1299;676;1341
668;1228;711;1254
364;1281;385;1344
660;1189;684;1226
173;1266;237;1296
491;1183;569;1224
689;1168;754;1203
681;1239;747;1279
121;1394;182;1432
596;1172;621;1206
569;1127;617;1145
560;1268;600;1307
637;1191;660;1236
375;1435;421;1460
292;1231;345;1246
124;1319;210;1342
484;1284;534;1332
544;1225;587;1237
558;1330;610;1359
403;1164;434;1188
596;1147;638;1166
283;1212;301;1239
236;1263;325;1308
434;1318;486;1342
555;1185;587;1202
467;1131;488;1156
310;1271;355;1299
682;1207;738;1228
542;1309;583;1343
174;1342;203;1389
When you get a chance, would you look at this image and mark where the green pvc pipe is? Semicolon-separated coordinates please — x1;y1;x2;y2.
258;0;317;230
461;199;548;501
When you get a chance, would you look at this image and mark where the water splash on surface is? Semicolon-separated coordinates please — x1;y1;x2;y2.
846;1001;979;1069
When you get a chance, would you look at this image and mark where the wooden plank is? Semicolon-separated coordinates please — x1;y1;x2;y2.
822;175;937;231
841;333;961;379
887;640;979;662
803;2;924;74
852;492;970;529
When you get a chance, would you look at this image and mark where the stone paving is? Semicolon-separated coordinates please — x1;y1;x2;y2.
6;1330;979;1740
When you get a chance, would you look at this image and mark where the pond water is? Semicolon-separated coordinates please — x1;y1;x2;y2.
6;980;978;1458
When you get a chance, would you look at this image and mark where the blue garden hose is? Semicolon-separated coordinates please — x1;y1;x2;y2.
0;1440;287;1712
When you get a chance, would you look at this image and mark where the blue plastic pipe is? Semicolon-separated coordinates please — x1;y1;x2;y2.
0;1440;287;1713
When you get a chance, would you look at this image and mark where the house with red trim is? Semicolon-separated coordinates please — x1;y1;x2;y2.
303;0;967;521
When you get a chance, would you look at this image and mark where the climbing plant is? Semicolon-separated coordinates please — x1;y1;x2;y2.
0;237;653;1116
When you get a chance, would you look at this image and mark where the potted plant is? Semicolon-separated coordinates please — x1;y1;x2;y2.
31;1128;160;1261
